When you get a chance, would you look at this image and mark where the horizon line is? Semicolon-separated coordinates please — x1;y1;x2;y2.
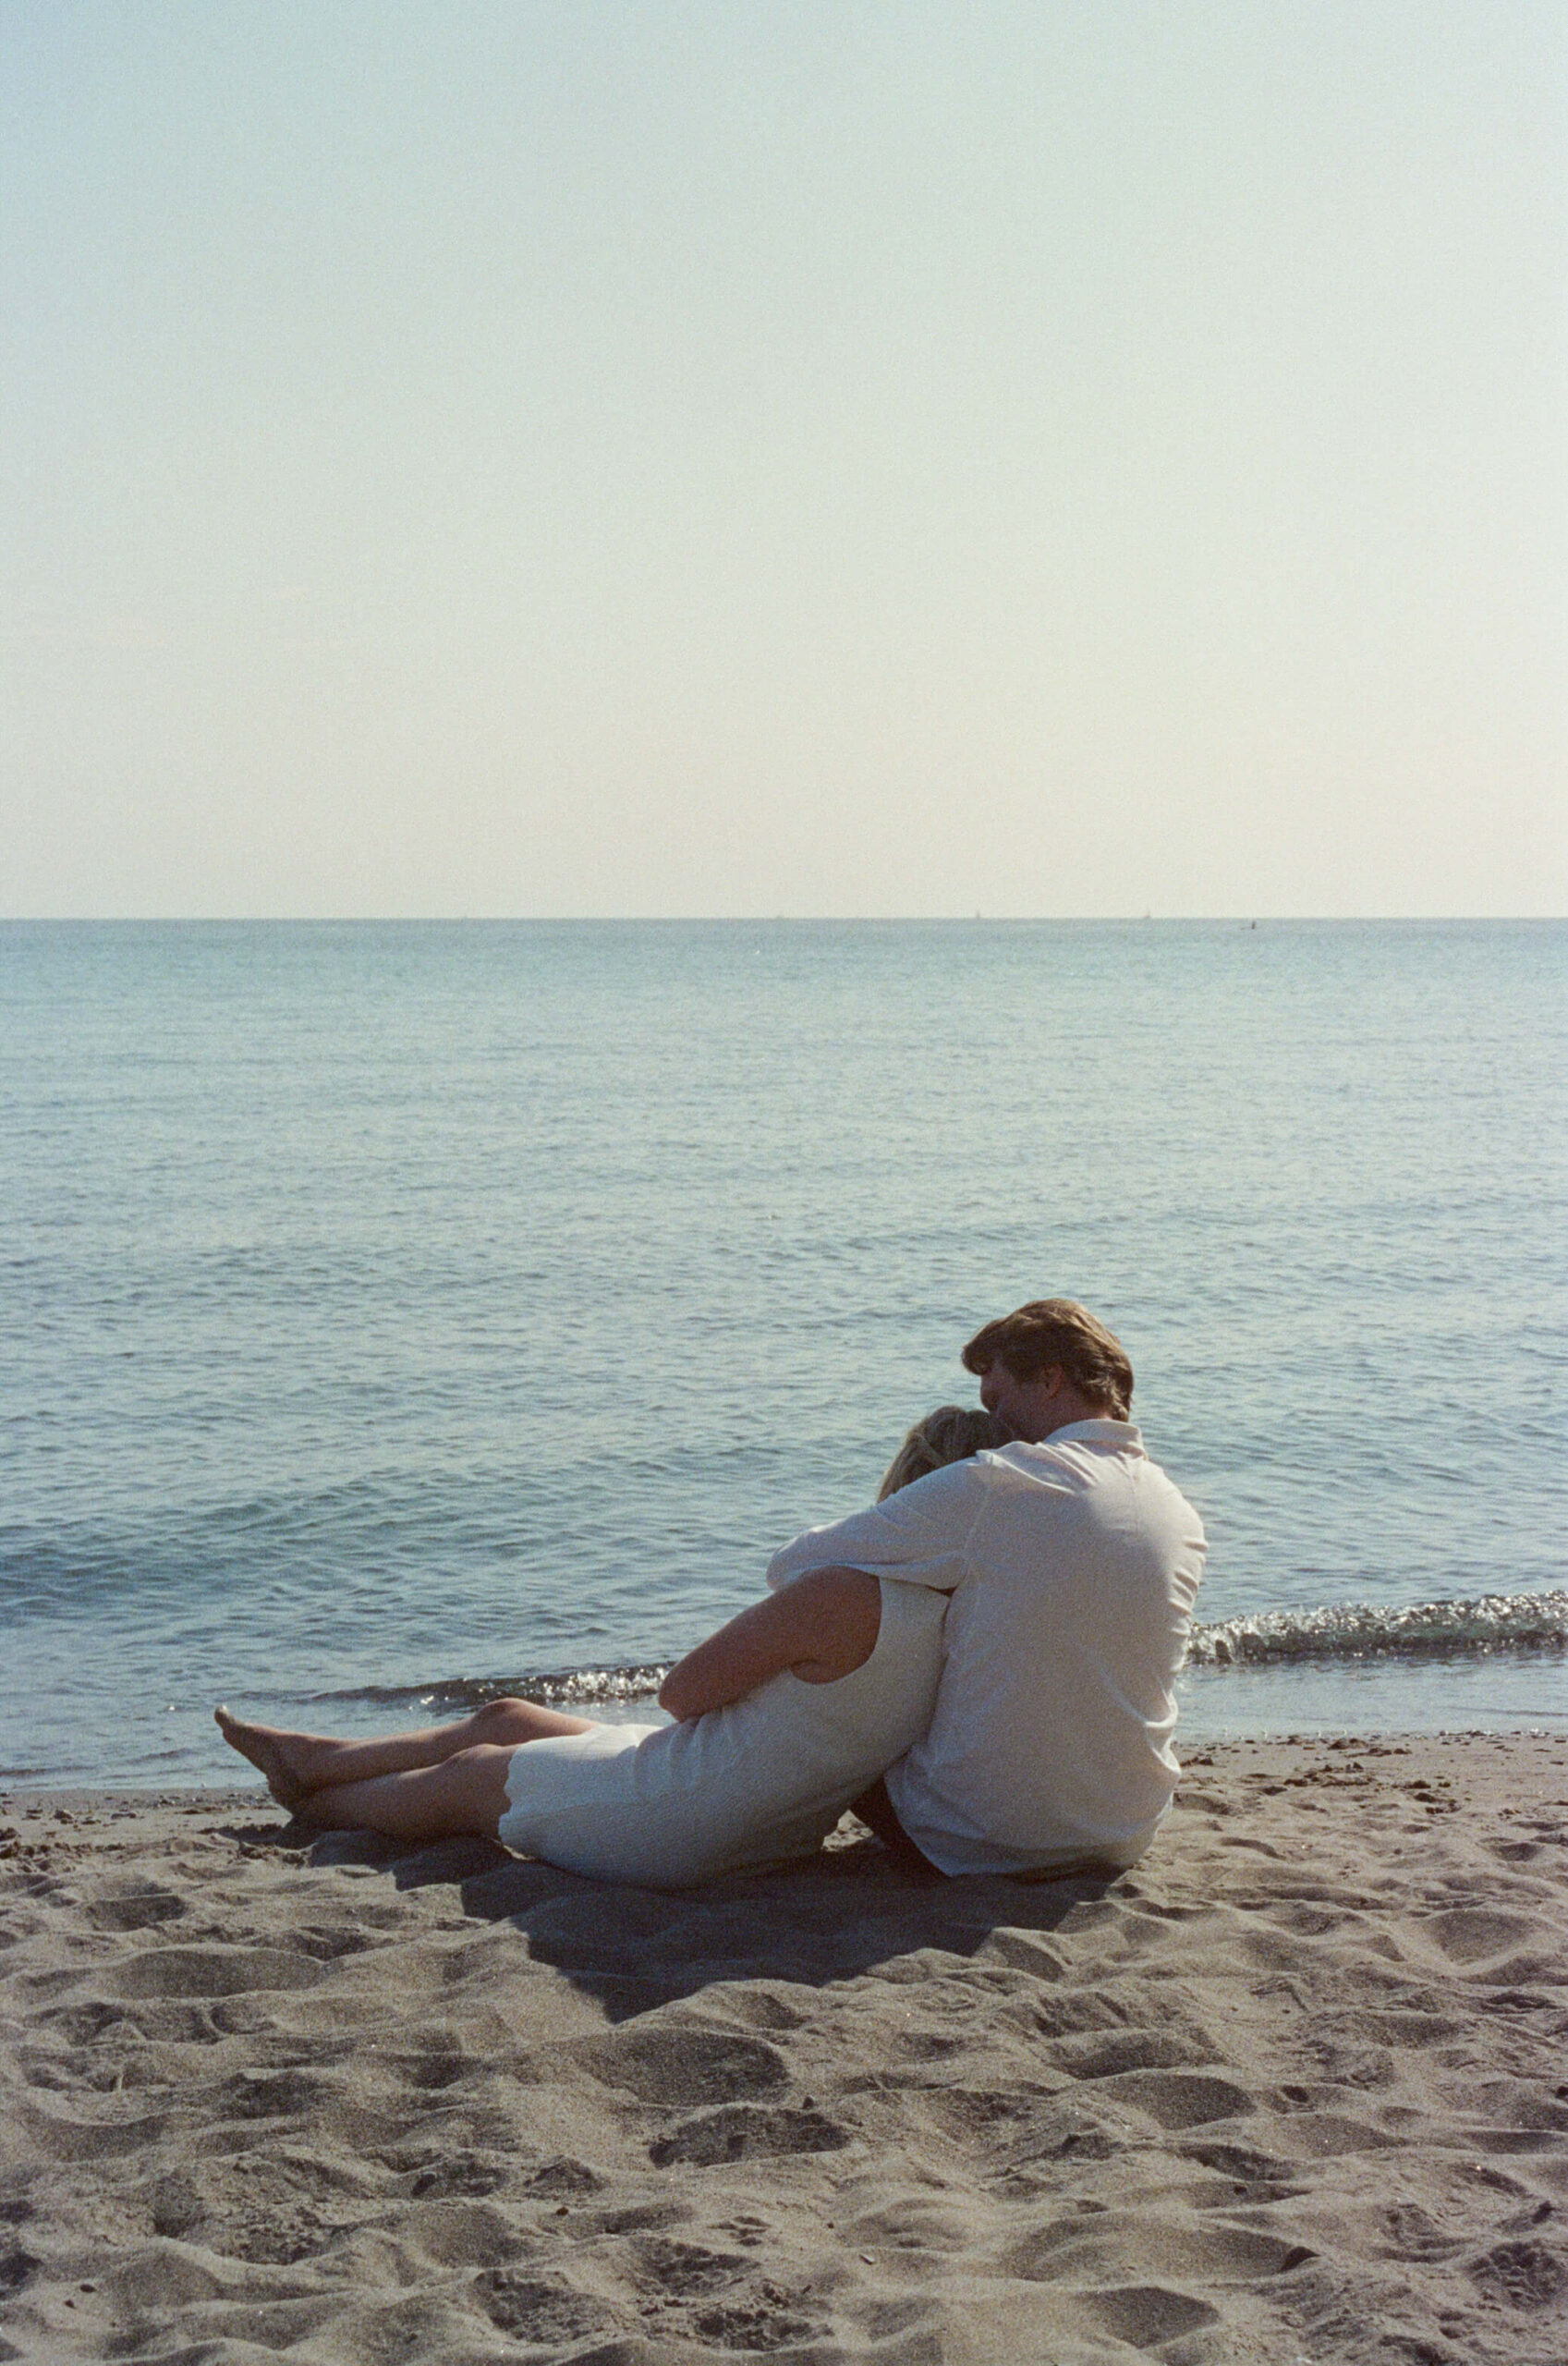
1;912;1562;928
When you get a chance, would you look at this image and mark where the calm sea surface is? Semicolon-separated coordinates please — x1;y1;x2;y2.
3;921;1564;1787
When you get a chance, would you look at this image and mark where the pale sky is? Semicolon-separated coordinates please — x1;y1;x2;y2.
4;1;1564;917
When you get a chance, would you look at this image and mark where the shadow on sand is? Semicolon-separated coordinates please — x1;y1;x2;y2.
239;1819;1125;2024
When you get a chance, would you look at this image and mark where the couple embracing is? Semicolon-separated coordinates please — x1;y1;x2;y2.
219;1299;1206;1887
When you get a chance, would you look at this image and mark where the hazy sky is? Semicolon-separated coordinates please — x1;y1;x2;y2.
4;1;1564;916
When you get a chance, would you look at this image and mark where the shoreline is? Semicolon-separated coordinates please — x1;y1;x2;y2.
4;1731;1566;2362
5;1716;1566;1846
6;1697;1566;1806
6;1598;1563;1798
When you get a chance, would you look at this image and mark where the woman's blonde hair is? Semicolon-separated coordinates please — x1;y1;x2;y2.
877;1405;1014;1501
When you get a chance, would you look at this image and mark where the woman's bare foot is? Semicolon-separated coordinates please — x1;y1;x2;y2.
214;1707;330;1811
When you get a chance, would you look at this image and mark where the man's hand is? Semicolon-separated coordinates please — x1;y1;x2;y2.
658;1567;881;1721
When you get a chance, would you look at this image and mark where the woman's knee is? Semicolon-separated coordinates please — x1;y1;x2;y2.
473;1696;534;1738
438;1742;516;1823
451;1737;509;1759
472;1696;596;1744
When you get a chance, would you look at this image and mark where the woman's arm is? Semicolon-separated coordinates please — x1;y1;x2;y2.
658;1567;881;1722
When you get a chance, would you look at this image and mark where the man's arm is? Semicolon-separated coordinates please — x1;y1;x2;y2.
658;1567;881;1722
764;1457;986;1594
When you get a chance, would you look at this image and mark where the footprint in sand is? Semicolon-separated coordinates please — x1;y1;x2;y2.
693;2289;824;2349
572;2026;788;2106
1053;2029;1219;2079
632;2234;750;2295
650;2103;849;2166
1088;2067;1256;2129
103;1945;323;1998
1073;2283;1222;2346
405;2150;509;2199
1007;2211;1312;2286
1466;2238;1568;2309
1178;2137;1302;2189
845;2194;976;2253
524;2155;603;2196
0;2244;38;2309
14;2097;167;2161
1418;1907;1540;1964
474;2271;622;2345
84;1886;188;1933
220;2067;338;2120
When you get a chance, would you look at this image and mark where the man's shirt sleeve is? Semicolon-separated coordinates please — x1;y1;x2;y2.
764;1456;990;1594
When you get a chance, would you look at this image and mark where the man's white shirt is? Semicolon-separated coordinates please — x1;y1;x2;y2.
765;1420;1206;1876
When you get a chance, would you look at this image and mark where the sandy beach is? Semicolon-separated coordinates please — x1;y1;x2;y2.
2;1731;1565;2364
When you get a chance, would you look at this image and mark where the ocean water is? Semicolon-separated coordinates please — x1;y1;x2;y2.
3;919;1564;1788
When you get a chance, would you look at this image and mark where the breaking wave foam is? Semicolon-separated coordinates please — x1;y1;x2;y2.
1186;1589;1568;1667
305;1590;1568;1715
310;1665;675;1717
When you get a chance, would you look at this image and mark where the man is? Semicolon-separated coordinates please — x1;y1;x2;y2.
766;1299;1206;1877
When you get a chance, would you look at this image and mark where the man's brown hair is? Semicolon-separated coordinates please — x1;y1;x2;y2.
960;1299;1134;1419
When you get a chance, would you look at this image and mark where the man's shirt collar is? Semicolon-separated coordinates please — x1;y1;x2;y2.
1033;1417;1145;1455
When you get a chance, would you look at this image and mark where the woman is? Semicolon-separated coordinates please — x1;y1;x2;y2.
216;1407;1010;1887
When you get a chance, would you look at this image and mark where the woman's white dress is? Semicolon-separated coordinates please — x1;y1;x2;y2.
495;1577;945;1888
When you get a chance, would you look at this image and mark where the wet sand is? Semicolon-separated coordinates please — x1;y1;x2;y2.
3;1731;1565;2363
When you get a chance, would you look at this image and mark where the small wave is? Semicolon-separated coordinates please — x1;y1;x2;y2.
306;1665;673;1715
297;1590;1568;1712
1187;1590;1568;1667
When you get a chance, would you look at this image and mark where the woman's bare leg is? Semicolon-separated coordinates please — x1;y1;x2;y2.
215;1697;595;1811
289;1743;517;1842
